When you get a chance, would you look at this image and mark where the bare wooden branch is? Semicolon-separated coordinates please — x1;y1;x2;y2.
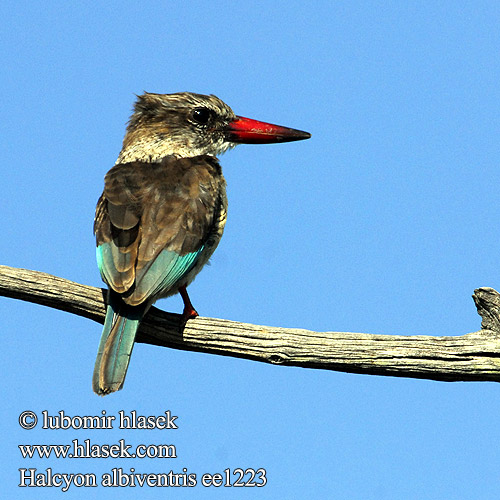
2;264;500;382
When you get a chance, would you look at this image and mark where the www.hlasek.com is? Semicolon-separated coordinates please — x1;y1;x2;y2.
19;439;177;459
17;410;267;491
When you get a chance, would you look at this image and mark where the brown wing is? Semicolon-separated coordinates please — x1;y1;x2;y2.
94;155;224;302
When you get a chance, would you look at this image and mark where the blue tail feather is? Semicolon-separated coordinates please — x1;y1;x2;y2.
92;295;147;395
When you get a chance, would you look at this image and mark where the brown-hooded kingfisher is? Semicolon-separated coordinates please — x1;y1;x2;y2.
93;92;310;395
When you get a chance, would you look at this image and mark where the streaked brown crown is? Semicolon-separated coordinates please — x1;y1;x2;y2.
117;92;237;163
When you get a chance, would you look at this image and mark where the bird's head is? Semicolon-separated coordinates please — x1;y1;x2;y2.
117;92;310;163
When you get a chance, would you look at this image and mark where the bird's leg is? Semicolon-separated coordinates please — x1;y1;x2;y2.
179;285;199;322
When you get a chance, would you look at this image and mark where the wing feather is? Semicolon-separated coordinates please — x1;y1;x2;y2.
94;155;224;305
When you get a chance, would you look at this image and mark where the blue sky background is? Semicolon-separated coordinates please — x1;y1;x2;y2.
2;1;500;498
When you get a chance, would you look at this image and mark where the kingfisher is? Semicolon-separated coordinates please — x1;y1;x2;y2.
92;92;310;395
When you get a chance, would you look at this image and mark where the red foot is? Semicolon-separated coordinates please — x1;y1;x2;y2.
179;285;199;323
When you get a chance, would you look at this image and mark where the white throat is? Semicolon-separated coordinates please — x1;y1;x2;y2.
116;136;235;165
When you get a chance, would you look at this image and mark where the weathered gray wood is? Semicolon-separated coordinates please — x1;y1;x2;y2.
1;264;500;382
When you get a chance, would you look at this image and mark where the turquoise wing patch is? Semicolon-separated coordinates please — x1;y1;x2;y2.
97;243;204;301
134;247;204;299
96;243;112;284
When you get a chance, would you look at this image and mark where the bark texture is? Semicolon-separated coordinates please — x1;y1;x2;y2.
2;265;500;382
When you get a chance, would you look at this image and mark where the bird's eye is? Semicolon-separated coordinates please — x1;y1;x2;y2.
192;107;212;125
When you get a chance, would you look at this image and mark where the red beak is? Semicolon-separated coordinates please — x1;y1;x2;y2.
226;116;311;144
